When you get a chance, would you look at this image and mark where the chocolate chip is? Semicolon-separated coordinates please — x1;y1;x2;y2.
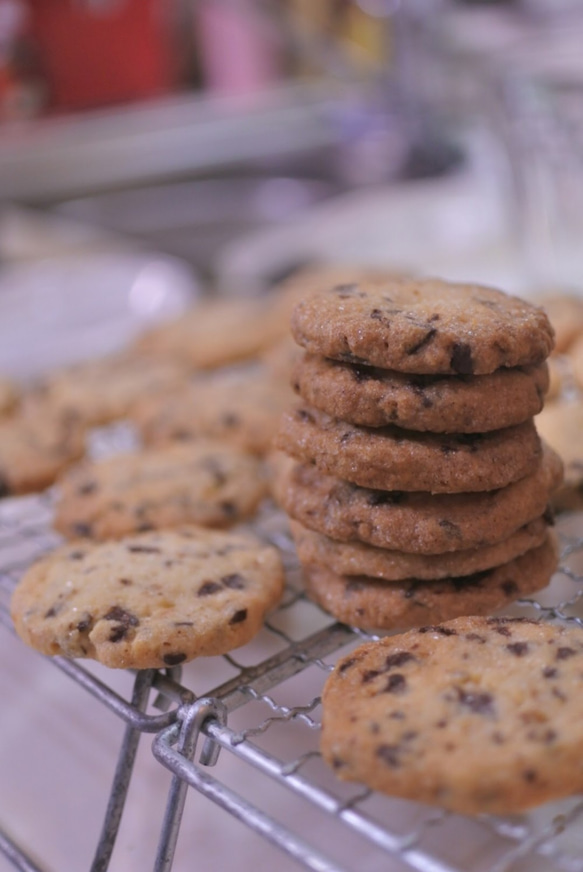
78;481;97;496
339;431;354;445
494;626;512;637
376;744;401;768
507;642;529;657
73;522;93;537
542;666;557;679
419;626;457;636
198;581;222;597
384;674;407;694
523;769;537;783
296;408;315;424
119;578;132;586
222;573;246;590
438;519;462;538
370;308;390;327
163;652;187;666
450;342;474;375
557;647;577;660
385;651;416;669
44;605;59;618
222;412;240;428
338;656;357;674
465;633;486;643
220;501;237;518
68;550;86;561
76;615;93;633
454;687;495;716
103;606;139;643
406;328;437;355
127;545;160;554
229;608;247;625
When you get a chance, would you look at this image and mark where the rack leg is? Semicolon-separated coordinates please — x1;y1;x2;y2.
90;669;156;872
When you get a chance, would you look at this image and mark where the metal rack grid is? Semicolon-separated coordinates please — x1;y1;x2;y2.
2;476;583;872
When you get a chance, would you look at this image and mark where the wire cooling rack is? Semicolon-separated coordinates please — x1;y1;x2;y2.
2;443;583;872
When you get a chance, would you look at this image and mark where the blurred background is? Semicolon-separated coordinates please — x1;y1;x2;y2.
0;0;582;378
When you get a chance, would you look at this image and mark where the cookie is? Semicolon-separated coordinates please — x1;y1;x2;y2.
568;333;583;391
290;516;549;581
536;293;583;354
272;446;562;554
54;441;269;540
10;526;284;669
292;354;549;432
321;614;583;814
291;277;554;375
276;405;542;493
536;398;583;511
42;353;187;427
302;533;558;631
0;376;17;417
133;295;291;370
132;365;295;456
0;403;86;496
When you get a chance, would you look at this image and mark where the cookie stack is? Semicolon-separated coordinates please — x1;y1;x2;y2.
274;276;562;631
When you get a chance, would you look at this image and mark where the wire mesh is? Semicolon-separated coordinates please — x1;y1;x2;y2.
1;450;583;872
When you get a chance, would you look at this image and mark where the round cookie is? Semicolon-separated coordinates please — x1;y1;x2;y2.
321;614;583;814
536;398;583;511
292;354;549;432
290;517;549;581
536;293;583;354
132;365;294;456
42;353;188;427
10;526;285;669
54;441;269;540
0;376;17;418
302;533;558;631
291;277;554;375
276;405;542;493
0;403;86;496
272;446;563;554
133;295;291;370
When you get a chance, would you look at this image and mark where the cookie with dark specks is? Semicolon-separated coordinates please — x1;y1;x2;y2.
302;532;558;631
290;517;549;581
10;526;284;669
321;612;583;814
42;352;188;427
276;405;542;493
0;402;86;496
292;354;549;432
271;446;562;554
291;277;554;374
54;441;269;540
132;365;294;456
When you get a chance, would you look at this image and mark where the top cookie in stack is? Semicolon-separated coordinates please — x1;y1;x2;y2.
275;275;561;631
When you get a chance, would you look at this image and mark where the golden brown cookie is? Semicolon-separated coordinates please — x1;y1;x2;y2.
41;352;187;427
290;516;549;581
54;441;269;540
292;354;548;432
11;526;284;669
321;614;583;814
0;403;86;496
276;405;542;493
291;277;554;375
132;365;294;456
271;447;562;554
302;533;558;631
536;293;583;354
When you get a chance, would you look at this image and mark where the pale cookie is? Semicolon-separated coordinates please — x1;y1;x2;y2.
291;277;554;375
290;517;549;581
536;293;583;354
276;406;542;493
292;354;549;432
132;365;294;456
568;333;583;391
321;613;583;814
54;441;269;540
536;398;583;511
133;295;291;370
11;527;284;669
42;353;187;427
0;403;86;496
302;533;558;631
272;446;562;554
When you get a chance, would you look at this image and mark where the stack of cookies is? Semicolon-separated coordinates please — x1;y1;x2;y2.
274;276;562;631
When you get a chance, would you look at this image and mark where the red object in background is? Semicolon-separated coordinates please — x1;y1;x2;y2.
27;0;176;112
